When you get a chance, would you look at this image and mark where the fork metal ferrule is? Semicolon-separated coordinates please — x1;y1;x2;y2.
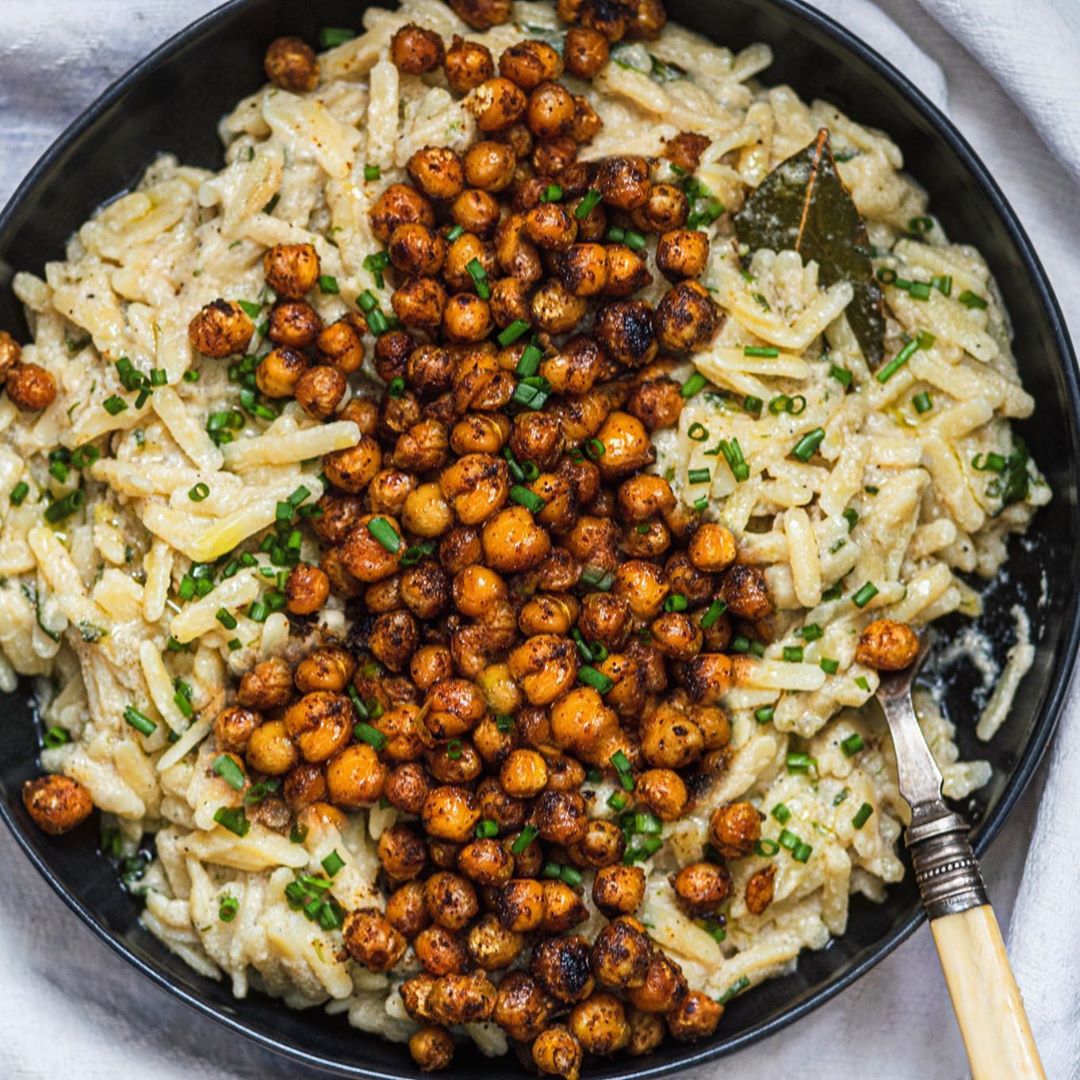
905;801;989;920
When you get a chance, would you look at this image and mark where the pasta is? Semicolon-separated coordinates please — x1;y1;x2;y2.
0;0;1047;1067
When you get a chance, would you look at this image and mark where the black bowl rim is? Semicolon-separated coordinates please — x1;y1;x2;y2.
0;0;1077;1075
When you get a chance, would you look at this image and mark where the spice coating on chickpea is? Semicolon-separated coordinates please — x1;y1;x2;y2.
189;299;254;358
855;618;921;670
22;774;93;835
5;363;56;411
264;36;319;92
390;24;446;74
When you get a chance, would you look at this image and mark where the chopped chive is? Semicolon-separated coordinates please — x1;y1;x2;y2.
515;342;543;377
363;164;381;181
123;705;157;736
322;849;345;876
821;584;843;602
475;819;499;839
213;806;250;837
580;566;614;591
579;666;614;694
688;467;711;484
511;825;539;854
320;26;357;48
575;188;602;218
183;369;200;382
213;754;246;790
318;275;340;294
852;802;874;829
497;319;531;346
755;839;780;857
605;226;625;244
387;376;405;398
778;828;800;851
447;739;463;761
357;289;378;313
680;372;707;398
744;345;779;358
854;675;870;692
607;791;628;811
247;600;269;623
466;258;491;299
840;733;865;757
791;428;826;462
792;841;813;862
833;788;850;807
743;394;764;416
687;422;709;442
70;445;100;470
355;722;387;750
799;623;823;642
44;489;84;524
103;395;128;416
366;516;400;553
623;230;646;252
509;485;546;513
843;507;859;531
852;582;879;608
10;481;30;506
717;975;751;1005
584;437;606;459
907;280;932;301
876;337;922;383
495;715;513;733
782;645;804;663
820;657;839;675
909;215;933;234
958;289;988;310
215;607;238;631
446;224;465;241
511;374;550;409
830;364;852;387
218;895;239;922
189;482;210;502
786;752;816;774
541;183;563;203
173;690;194;718
912;391;932;414
663;593;688;613
43;725;71;748
772;803;791;824
237;300;262;320
972;452;1007;473
700;599;727;629
755;705;775;725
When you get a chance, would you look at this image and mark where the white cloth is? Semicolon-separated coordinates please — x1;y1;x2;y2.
1;2;1078;1078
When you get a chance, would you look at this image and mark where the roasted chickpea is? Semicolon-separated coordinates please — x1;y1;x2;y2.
531;789;588;846
282;562;329;616
295;364;345;419
496;878;545;932
268;300;322;348
416;925;470;975
499;40;563;90
613;559;669;619
188;299;254;358
526;81;575;139
577;0;629;40
449;0;512;31
533;936;595;1004
321;438;380;497
855;618;920;670
627;373;682;430
532;1026;583;1080
627;951;688;1013
655;280;722;352
409;1025;454;1072
325;743;385;808
597;156;650;210
667;991;723;1042
469;77;527;132
384;762;431;815
238;657;293;709
558;243;609;297
627;1007;666;1056
283;691;352;763
444;35;495;93
245;719;298;775
22;774;93;835
264;35;319;91
671;861;732;917
494;747;545;798
495;214;543;284
279;762;326;814
0;331;22;382
343;909;407;972
594;299;657;368
386;881;432;939
451;188;501;235
256;346;308;398
442;293;494;343
531;279;587;333
663;131;711;172
524;203;578;251
481;506;551;573
634;182;688;232
422;871;478;931
508;634;578;706
391;24;445;74
720;562;772;619
592;863;645;915
428;971;497;1026
709;800;762;859
371;183;436;244
656;228;709;280
422;785;481;843
388;223;447;277
635;768;686;821
213;705;261;754
532;134;578;175
640;702;703;768
564;27;609;78
494;971;553;1041
263;243;320;299
391;277;448;332
538;880;588;933
570;992;631;1056
464;140;517;192
745;863;777;915
312;317;363;374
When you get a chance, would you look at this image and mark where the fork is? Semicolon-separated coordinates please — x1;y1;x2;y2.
875;642;1045;1079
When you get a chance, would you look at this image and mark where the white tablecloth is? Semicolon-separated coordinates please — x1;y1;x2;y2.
2;2;1079;1078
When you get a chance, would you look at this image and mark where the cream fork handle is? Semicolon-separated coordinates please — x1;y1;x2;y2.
930;905;1045;1079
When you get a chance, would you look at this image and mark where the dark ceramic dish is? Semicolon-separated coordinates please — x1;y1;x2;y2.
0;0;1077;1075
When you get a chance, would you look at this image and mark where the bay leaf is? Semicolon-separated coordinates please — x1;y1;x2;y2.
734;128;885;366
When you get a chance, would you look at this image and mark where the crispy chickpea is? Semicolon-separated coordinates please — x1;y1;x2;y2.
627;373;683;430
313;317;363;374
486;276;528;328
238;657;292;709
651;611;703;661
295;364;345;419
481;505;551;572
268;300;322;348
399;484;452;540
533;936;595;1004
401;973;439;1020
593;863;645;915
656;228;709;280
263;243;320;299
496;878;545;932
592;410;652;478
428;972;497;1026
641;704;703;768
323;436;381;496
663;131;711;171
549;686;618;762
558;243;609;297
469;77;527;132
495;214;543;284
532;1026;583;1080
627;951;688;1013
0;331;22;382
378;823;430;881
745;863;777;916
370;183;436;244
709;801;762;859
532;789;588;846
402;150;462;207
597;156;650;210
494;971;553;1041
616;474;674;524
508;634;578;706
256;346;307;398
383;763;429;816
442;293;494;343
613;559;669;619
532;134;578;175
570;992;631;1056
671;861;732;917
576;594;631;653
451;188;501;235
458;837;515;886
449;0;512;31
388;881;433;939
188;299;253;358
283;691;352;763
589;917;651;990
424;871;479;931
531;279;587;333
22;774;93;835
450;412;508;456
635;768;687;821
599;243;650;298
282;563;329;616
373;703;425;763
567;96;602;144
443;35;494;93
409;648;453;697
392;276;448;332
564;27;609;78
282;762;327;812
594;299;657;368
425;678;487;739
409;1025;454;1072
573;819;625;868
390;24;445;74
463;140;517;192
340;513;402;582
343;909;407;972
444;234;498;295
578;0;629;41
439;452;509;525
245;719;298;775
527;81;575;139
541;880;589;933
667;991;723;1042
416;925;470;975
720;563;773;619
499;40;563;89
498;748;548;797
264;35;319;91
326;743;387;808
524;203;578;251
655;280;722;352
388;223;447;277
422;785;481;843
627;1007;666;1056
855;618;920;670
686;523;736;572
213;705;261;754
634;182;688;232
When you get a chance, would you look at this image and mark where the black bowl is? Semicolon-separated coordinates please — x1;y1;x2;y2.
0;0;1077;1076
